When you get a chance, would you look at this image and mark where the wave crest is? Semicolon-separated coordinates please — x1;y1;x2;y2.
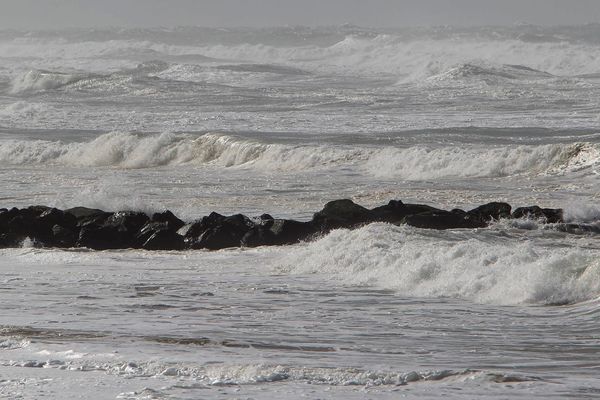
279;223;600;305
365;142;599;179
424;62;554;85
0;132;598;178
9;70;89;94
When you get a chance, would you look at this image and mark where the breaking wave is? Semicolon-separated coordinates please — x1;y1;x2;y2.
3;26;600;81
7;62;173;94
1;350;524;387
279;223;600;306
9;70;90;94
0;132;598;178
422;62;554;85
365;141;600;179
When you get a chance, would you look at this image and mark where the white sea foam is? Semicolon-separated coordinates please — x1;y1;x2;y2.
279;223;600;305
563;202;600;223
0;352;488;387
0;132;366;170
0;132;597;179
0;101;49;118
9;70;86;94
365;142;600;179
3;28;600;80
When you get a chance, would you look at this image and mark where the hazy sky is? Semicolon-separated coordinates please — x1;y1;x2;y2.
1;0;599;29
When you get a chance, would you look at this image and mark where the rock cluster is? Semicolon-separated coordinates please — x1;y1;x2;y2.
0;199;584;251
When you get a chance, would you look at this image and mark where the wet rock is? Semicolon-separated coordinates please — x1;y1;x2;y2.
77;211;149;250
259;213;274;221
184;212;226;240
312;199;375;230
64;206;106;219
242;219;316;247
0;200;590;249
467;202;512;223
142;229;185;251
371;200;444;224
39;208;77;231
0;233;21;248
151;210;185;231
512;206;563;223
135;222;167;246
3;206;48;236
34;208;78;246
68;207;112;229
187;213;254;250
50;224;77;248
107;211;149;233
404;209;484;230
0;206;76;246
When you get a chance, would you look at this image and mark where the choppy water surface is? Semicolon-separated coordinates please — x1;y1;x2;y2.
1;25;600;399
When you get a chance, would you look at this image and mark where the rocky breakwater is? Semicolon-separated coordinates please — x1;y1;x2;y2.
0;199;590;251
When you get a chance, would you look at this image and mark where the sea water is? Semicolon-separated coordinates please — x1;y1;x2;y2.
0;25;599;399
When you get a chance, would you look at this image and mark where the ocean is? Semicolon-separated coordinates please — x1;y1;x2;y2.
1;25;599;399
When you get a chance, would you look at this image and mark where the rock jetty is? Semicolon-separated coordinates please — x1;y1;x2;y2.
0;199;587;251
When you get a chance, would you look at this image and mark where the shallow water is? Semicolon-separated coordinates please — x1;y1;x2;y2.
1;25;600;399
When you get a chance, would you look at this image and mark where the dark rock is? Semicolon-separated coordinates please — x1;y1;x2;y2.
106;211;149;233
135;222;168;246
512;206;563;223
142;229;184;250
39;208;77;231
10;207;79;247
0;206;56;241
259;214;274;221
312;199;374;230
151;210;185;231
77;224;120;250
50;224;77;248
77;211;149;250
184;212;226;240
176;223;193;237
404;209;484;230
64;207;107;219
26;205;52;216
187;214;254;250
242;219;316;247
467;202;512;223
0;207;19;226
0;233;21;248
68;207;112;229
371;200;444;224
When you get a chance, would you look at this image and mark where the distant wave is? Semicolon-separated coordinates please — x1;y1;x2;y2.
364;141;599;179
0;132;597;179
422;62;554;85
3;28;600;80
7;62;174;94
279;223;600;306
9;70;92;94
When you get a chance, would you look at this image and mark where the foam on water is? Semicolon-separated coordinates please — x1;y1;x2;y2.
280;223;600;305
3;27;600;80
365;142;600;179
0;352;516;388
0;131;597;179
2;25;600;399
9;70;88;94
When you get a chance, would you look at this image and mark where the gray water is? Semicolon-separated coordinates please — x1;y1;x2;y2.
1;25;600;399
